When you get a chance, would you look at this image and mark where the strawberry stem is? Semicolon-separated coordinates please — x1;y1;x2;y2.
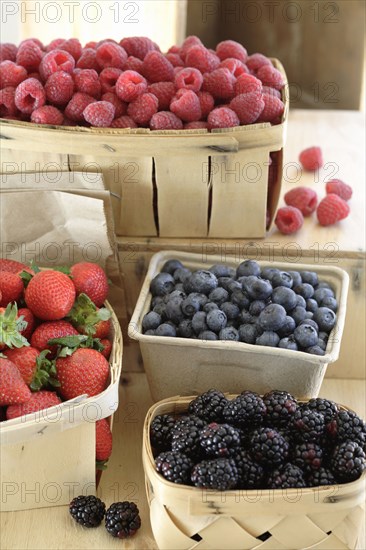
0;303;30;348
67;293;111;336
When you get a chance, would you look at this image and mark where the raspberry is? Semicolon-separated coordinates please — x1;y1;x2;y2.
83;100;115;127
76;48;99;72
123;56;143;73
202;68;235;99
39;49;75;81
15;78;46;114
65;92;96;122
207;107;240;129
275;206;304;234
147;82;175;110
0;61;27;89
325;179;352;201
20;38;44;50
246;53;272;72
74;69;101;99
219;58;248;77
45;71;74;105
184;121;209;129
165;53;184;67
31;105;64;125
0;87;18;117
167;45;181;55
115;70;147;102
142;51;174;83
101;92;127;117
58;38;82;61
0;43;17;63
27;72;42;82
127;92;158;126
84;41;97;49
257;65;285;90
284;186;318;216
230;92;264;125
174;67;203;92
197;91;214;118
257;94;284;123
316;194;350;226
120;37;158;60
216;40;248;63
150;111;183;130
170;89;201;122
16;42;43;72
99;67;122;93
234;73;262;96
46;38;65;52
299;147;323;171
180;36;203;61
185;46;220;74
110;115;137;128
96;42;127;70
262;86;281;99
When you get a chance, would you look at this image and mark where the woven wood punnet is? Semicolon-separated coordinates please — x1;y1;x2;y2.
143;395;366;550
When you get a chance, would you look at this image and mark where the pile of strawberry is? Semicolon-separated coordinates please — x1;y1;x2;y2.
0;258;113;468
0;36;285;130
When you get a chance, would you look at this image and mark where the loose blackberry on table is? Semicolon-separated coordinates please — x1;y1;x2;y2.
105;501;141;538
69;495;106;528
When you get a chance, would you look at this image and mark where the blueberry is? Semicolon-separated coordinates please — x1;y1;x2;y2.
192;311;208;334
261;267;280;280
221;302;240;320
296;294;307;308
174;267;192;284
317;338;327;351
151;296;164;308
319;331;329;342
199;330;218;341
168;289;186;301
238;324;261;344
153;302;167;319
227;280;242;293
144;329;156;336
184;270;218;295
230;289;250;309
203;302;219;313
219;327;239;341
294;283;315;300
236;259;261;277
181;293;208;317
206;309;227;332
258;304;287;331
306;298;318;313
155;323;177;337
271;271;293;289
305;345;325;356
279;336;298;351
256;331;280;347
300;271;318;286
161;259;184;275
299;319;319;333
271;287;297;312
291;306;308;325
315;281;333;290
288;271;302;287
174;283;185;292
243;276;273;300
209;287;229;305
314;287;335;303
150;272;175;297
249;300;266;316
217;277;234;291
239;310;256;324
320;296;338;312
165;298;185;324
294;323;318;348
178;319;194;338
313;307;337;332
142;311;162;332
278;315;296;337
209;264;236;278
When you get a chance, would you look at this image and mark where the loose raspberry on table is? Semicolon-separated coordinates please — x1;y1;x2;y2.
96;42;127;70
15;78;46;114
16;42;43;72
185;45;220;74
31;105;64;125
142;51;175;83
110;115;137;128
115;70;147;102
234;74;262;96
219;58;248;77
120;36;159;60
316;194;350;226
325;179;352;201
101;92;127;117
64;92;96;122
184;121;209;129
83;100;115;127
275;206;304;234
0;61;27;89
0;43;18;63
123;56;143;73
45;71;74;105
147;82;175;110
207;107;240;129
74;69;101;99
170;89;202;122
257;64;285;90
0;87;18;117
299;146;323;171
197;90;214;118
165;53;184;67
180;36;203;61
127;92;158;126
284;186;318;216
39;49;75;81
57;38;82;61
257;93;284;123
76;48;99;71
202;68;235;100
246;53;272;72
99;67;123;93
216;40;248;63
230;92;264;125
175;67;203;92
150;111;183;130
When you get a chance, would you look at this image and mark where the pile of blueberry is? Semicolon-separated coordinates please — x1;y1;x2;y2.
142;259;339;355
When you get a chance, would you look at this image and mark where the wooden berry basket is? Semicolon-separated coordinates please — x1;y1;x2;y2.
0;60;288;239
0;300;123;512
143;395;366;550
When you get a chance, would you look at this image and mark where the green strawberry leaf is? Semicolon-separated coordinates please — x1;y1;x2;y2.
48;334;105;356
67;293;111;336
19;270;33;287
96;459;109;471
29;260;41;273
30;351;60;391
51;266;71;275
0;303;29;349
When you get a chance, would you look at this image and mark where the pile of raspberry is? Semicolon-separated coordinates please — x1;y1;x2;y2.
0;36;285;130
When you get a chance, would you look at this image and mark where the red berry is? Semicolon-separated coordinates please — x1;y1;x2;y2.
170;89;201;122
74;69;101;99
31;320;79;357
284;186;318;216
202;68;235;100
185;45;220;74
20;38;44;50
16;42;43;72
175;67;203;92
325;179;352;201
39;49;75;81
95;418;113;461
127;92;158;126
101;92;127;117
115;70;147;102
0;358;31;406
96;42;127;70
216;40;248;63
150;111;183;130
147;81;175;110
110;115;137;128
219;58;248;77
0;272;24;306
123;55;143;73
184;121;209;129
0;60;27;89
246;53;272;72
58;38;82;61
275;206;304;234
180;36;203;61
46;38;65;52
165;53;184;67
234;73;262;96
45;71;74;105
31;105;64;125
262;86;281;99
76;48;99;71
0;43;17;63
25;270;76;321
100;338;112;359
142;51;175;83
99;67;122;94
6;391;62;420
197;90;214;119
230;92;264;125
83;101;115;127
299;147;323;171
65;92;96;122
120;36;159;60
0;87;18;117
257;64;285;90
0;259;27;273
316;194;350;226
207;107;240;129
257;93;284;123
15;78;46;114
18;307;35;340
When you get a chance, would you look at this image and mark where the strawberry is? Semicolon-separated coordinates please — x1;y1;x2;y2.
4;347;58;390
96;418;113;462
0;259;27;273
0;358;31;406
18;307;36;340
68;293;111;337
100;338;112;359
25;270;76;320
316;193;350;226
70;262;109;307
6;390;62;420
80;316;111;339
0;303;29;350
56;348;109;400
0;271;24;306
30;320;79;357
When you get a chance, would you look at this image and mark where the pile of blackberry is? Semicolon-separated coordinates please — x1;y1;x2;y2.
142;258;339;356
151;389;366;491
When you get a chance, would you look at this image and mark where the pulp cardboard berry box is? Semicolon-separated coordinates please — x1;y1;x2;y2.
0;60;288;239
143;394;366;550
0;301;122;512
128;251;349;401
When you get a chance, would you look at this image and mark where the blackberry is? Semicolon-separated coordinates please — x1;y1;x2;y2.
199;422;241;457
69;495;106;528
263;390;298;428
191;458;238;490
105;501;141;538
223;392;266;429
267;463;306;489
292;405;325;442
292;442;323;472
188;389;228;423
250;427;289;467
150;414;176;450
172;415;206;436
232;449;264;489
306;398;339;425
155;451;194;484
330;441;366;482
335;410;366;449
171;421;204;460
307;467;336;487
